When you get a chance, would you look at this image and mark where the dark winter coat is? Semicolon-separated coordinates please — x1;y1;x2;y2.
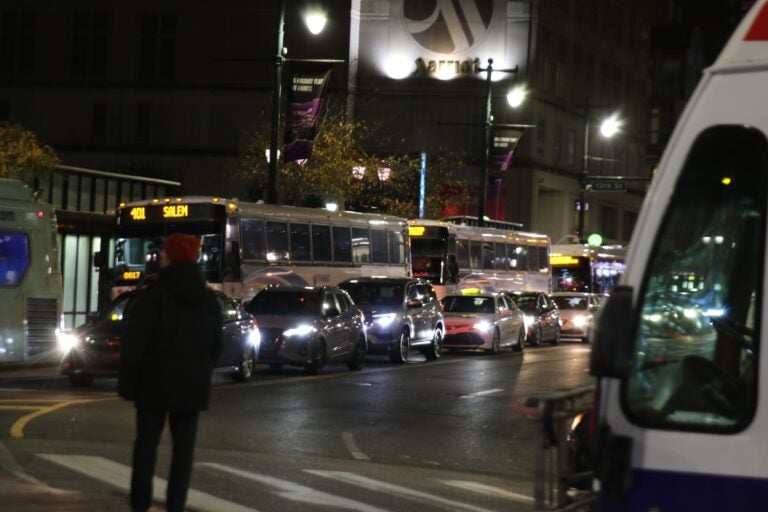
118;262;223;411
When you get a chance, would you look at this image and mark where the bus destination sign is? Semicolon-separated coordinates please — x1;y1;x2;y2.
119;203;225;224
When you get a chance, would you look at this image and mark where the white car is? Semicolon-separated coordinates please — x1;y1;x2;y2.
551;292;601;343
441;293;526;353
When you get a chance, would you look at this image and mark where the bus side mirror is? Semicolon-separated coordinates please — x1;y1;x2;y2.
93;251;106;268
590;285;635;378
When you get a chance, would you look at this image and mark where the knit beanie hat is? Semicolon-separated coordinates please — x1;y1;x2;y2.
163;233;200;264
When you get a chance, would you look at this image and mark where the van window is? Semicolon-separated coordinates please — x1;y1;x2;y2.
624;126;767;432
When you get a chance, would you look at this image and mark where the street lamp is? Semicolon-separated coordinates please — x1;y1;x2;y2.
577;97;621;243
267;2;328;205
477;59;521;227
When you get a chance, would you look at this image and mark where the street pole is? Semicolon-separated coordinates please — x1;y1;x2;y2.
478;58;494;227
267;0;286;205
577;96;590;243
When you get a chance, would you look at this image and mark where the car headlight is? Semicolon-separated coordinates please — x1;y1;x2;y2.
56;330;79;352
473;321;493;333
573;315;589;328
373;313;397;327
283;324;316;338
247;328;261;347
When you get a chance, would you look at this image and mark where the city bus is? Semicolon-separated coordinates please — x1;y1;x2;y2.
550;243;626;294
0;178;62;363
408;216;551;298
111;196;410;301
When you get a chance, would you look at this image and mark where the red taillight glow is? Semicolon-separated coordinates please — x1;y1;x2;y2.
37;210;45;218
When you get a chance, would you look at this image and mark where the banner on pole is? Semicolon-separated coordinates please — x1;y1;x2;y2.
489;128;524;176
283;64;332;163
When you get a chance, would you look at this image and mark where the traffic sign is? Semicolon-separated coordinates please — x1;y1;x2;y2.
590;180;627;192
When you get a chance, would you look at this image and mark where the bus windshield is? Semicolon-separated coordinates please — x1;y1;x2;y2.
114;234;223;280
411;238;445;283
0;232;30;286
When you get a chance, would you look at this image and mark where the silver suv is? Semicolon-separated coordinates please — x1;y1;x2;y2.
338;277;444;363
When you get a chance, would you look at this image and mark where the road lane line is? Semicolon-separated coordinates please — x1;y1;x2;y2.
38;454;258;512
304;470;495;512
11;399;110;438
441;480;534;504
342;432;370;461
459;388;504;399
200;462;388;512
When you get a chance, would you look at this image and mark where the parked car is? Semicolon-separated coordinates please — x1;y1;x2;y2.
506;291;561;346
338;277;444;363
245;285;366;374
441;292;526;353
59;289;260;386
551;292;602;343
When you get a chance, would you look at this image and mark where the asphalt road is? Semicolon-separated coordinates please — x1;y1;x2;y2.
0;343;594;511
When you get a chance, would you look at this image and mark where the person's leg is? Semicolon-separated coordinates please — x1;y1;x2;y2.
131;409;166;512
166;411;199;512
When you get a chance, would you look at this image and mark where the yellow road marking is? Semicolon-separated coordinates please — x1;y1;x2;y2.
10;398;112;439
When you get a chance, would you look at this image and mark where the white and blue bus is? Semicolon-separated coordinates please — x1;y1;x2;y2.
0;178;62;363
408;216;551;298
111;197;410;301
550;243;626;294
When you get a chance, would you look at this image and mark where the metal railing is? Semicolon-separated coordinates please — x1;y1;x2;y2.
515;384;597;511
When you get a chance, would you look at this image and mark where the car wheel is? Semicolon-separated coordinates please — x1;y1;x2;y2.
390;330;410;364
550;325;561;346
486;329;500;354
305;339;327;374
528;325;541;347
347;336;367;371
422;327;443;361
513;326;525;352
231;346;255;383
69;373;93;387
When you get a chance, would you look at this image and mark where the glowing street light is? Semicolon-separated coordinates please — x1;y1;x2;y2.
304;11;327;35
506;85;527;108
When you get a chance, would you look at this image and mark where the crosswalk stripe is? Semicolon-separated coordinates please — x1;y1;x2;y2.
441;480;534;503
37;454;258;512
304;470;496;512
200;462;389;512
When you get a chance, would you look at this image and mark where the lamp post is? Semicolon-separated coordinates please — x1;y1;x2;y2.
577;97;620;242
477;59;519;227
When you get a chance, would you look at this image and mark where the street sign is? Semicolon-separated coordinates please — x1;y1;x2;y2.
590;180;627;192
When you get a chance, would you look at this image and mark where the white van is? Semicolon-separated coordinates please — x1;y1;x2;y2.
590;1;768;510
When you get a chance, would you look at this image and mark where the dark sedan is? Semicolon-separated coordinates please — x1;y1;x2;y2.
506;291;561;346
59;290;260;386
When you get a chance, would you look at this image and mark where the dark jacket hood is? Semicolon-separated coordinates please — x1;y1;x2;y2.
158;262;210;304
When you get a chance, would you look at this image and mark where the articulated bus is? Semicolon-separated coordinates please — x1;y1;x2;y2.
0;178;62;363
408;216;551;298
550;243;626;294
111;197;410;301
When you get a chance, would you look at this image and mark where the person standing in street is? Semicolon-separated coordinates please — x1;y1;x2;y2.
118;233;223;512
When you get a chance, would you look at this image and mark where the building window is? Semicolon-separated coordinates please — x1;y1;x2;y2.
91;102;106;140
601;205;617;240
139;14;176;79
135;103;150;143
0;11;35;76
553;124;562;162
72;13;108;77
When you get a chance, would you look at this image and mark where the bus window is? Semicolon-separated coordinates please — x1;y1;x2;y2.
482;241;493;269
290;223;311;261
371;229;387;263
626;126;766;431
241;219;265;260
352;227;370;264
527;244;538;272
266;221;289;262
469;240;482;269
388;230;404;264
333;226;352;263
493;242;505;270
312;225;332;262
506;243;518;269
0;233;29;286
537;246;549;272
457;239;469;268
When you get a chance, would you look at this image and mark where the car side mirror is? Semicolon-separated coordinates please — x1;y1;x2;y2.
407;299;423;309
323;307;340;318
590;285;635;378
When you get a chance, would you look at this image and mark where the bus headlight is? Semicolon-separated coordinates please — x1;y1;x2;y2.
283;325;316;338
56;330;79;352
373;313;397;328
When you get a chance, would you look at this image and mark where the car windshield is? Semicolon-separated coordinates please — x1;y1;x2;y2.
553;296;588;310
339;282;404;307
247;290;321;315
511;295;538;312
443;296;494;314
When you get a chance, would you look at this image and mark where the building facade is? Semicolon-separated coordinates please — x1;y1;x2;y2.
0;0;661;246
